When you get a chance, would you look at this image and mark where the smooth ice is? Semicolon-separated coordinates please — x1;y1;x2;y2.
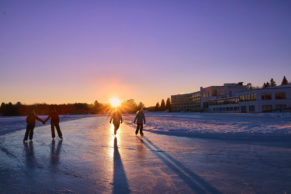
0;115;291;193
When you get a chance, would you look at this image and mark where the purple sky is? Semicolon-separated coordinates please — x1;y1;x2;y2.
0;0;291;106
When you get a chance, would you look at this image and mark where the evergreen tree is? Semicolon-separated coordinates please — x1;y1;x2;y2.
155;102;160;111
246;83;253;90
4;102;17;116
121;99;138;113
0;103;5;115
137;102;144;110
15;102;22;115
262;83;267;88
265;82;270;87
93;100;100;113
270;78;276;87
166;98;171;111
281;76;288;85
160;99;166;110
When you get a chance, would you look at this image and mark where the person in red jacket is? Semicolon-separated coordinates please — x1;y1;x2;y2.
23;111;44;142
44;107;63;140
110;109;123;135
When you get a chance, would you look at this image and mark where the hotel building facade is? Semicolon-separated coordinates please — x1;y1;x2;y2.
237;84;291;112
171;83;291;113
171;91;201;112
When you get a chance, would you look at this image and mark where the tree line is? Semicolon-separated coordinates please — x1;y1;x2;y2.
261;76;289;88
0;99;145;116
145;98;172;112
245;76;289;90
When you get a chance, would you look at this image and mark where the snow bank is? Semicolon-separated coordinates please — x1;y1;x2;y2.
124;112;291;141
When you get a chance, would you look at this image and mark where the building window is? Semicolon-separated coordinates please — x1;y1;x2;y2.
249;105;255;112
262;105;272;112
203;102;209;108
241;106;247;113
276;104;287;110
212;89;217;96
246;94;250;101
203;92;210;98
261;94;272;100
275;92;286;100
251;94;256;101
240;94;256;101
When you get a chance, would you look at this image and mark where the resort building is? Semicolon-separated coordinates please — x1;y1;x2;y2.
204;84;291;113
171;91;201;112
208;97;240;112
238;84;291;112
200;82;247;110
171;83;291;113
171;82;246;112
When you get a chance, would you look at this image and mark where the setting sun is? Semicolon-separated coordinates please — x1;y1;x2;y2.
110;97;121;107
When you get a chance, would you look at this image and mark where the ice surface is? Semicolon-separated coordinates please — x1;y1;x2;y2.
0;114;291;193
0;115;95;136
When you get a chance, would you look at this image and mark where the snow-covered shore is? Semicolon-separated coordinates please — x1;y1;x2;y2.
124;112;291;141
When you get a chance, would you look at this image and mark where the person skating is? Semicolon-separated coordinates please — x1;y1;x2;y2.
23;110;45;142
134;108;146;136
110;109;123;135
44;107;63;140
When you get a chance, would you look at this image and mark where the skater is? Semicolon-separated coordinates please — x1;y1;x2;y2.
134;108;146;136
44;107;63;140
110;109;123;135
23;110;45;142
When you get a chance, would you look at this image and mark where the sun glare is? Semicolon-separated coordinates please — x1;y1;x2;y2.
110;97;121;107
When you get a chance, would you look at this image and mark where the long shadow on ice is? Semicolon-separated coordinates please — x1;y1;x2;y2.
50;140;62;170
113;137;130;194
137;136;221;194
24;141;37;169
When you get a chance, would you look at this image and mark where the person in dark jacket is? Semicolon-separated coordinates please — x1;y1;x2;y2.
110;109;123;135
44;107;63;140
134;108;146;136
23;111;44;142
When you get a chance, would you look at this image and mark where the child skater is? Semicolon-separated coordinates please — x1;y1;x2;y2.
134;108;146;136
110;108;123;135
23;110;45;142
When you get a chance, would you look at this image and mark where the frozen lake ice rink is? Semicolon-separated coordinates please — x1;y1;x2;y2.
0;114;291;193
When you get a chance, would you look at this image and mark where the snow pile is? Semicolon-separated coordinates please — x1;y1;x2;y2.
124;112;291;141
